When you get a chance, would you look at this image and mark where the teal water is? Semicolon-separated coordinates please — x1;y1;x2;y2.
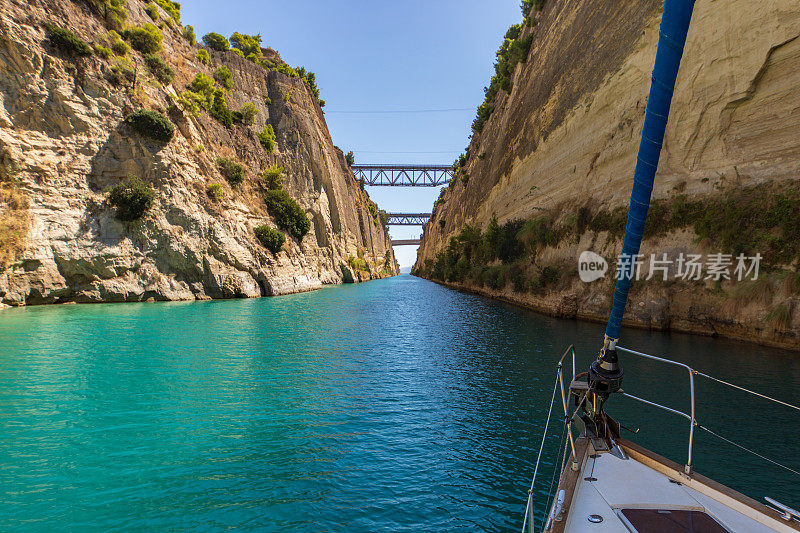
0;275;798;531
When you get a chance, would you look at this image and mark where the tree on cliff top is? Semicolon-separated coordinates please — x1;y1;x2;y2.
202;32;229;51
230;32;262;58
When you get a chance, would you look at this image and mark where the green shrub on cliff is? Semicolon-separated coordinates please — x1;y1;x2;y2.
347;255;368;272
257;125;276;153
202;32;229;51
196;48;209;65
472;101;494;134
213;66;233;90
210;89;233;127
230;32;262;58
345;151;355;166
124;110;174;143
44;24;93;56
232;102;259;126
186;73;215;105
206;183;223;202
108;176;155;221
94;44;113;59
100;30;130;55
380;250;395;276
124;23;163;54
145;2;159;20
110;56;136;85
95;31;129;58
183;25;196;46
296;68;324;107
254;225;285;253
367;201;380;224
82;0;128;31
242;103;260;124
179;73;217;115
521;0;545;16
154;0;181;22
262;166;284;190
217;157;245;186
471;19;534;133
264;189;310;240
144;53;174;84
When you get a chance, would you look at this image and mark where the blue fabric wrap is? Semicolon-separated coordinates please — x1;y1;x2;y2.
605;0;695;341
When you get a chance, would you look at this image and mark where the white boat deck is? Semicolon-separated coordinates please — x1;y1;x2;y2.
559;444;798;532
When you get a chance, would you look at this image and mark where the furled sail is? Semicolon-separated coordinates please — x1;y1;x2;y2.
589;0;697;395
605;0;696;343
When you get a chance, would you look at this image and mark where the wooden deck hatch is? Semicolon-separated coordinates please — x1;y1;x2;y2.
620;509;730;532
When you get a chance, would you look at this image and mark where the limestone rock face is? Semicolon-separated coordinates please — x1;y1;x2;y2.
416;0;800;349
0;0;396;306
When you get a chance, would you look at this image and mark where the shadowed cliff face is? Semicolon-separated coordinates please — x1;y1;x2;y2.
0;0;397;306
416;0;800;349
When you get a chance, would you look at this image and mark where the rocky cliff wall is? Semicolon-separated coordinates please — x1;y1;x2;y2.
0;0;396;307
415;0;800;349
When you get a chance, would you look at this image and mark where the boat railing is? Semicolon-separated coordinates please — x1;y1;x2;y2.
523;344;800;533
614;346;800;478
615;346;696;474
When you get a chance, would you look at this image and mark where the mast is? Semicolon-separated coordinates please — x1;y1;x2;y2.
590;0;696;397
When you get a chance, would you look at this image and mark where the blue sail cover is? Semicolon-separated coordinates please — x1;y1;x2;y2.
605;0;696;341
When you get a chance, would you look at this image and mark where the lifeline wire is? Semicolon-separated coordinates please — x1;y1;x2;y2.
694;371;800;412
541;427;569;533
697;424;800;478
521;371;561;533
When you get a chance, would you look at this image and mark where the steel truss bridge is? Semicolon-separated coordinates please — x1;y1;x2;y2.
391;239;421;246
387;213;428;246
386;213;431;226
352;164;453;186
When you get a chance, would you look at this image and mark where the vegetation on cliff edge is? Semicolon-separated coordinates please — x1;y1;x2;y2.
419;183;800;294
470;2;546;134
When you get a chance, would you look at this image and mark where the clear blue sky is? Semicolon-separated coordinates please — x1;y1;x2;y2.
182;0;523;267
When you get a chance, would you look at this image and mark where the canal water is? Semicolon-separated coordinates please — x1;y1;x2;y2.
0;275;798;531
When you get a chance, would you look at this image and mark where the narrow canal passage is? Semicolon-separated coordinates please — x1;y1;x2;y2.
1;275;798;531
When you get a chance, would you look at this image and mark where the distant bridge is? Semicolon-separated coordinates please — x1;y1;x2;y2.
352;164;453;186
386;213;431;225
391;239;421;246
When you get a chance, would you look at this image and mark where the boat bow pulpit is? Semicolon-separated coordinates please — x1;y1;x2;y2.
525;346;800;532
